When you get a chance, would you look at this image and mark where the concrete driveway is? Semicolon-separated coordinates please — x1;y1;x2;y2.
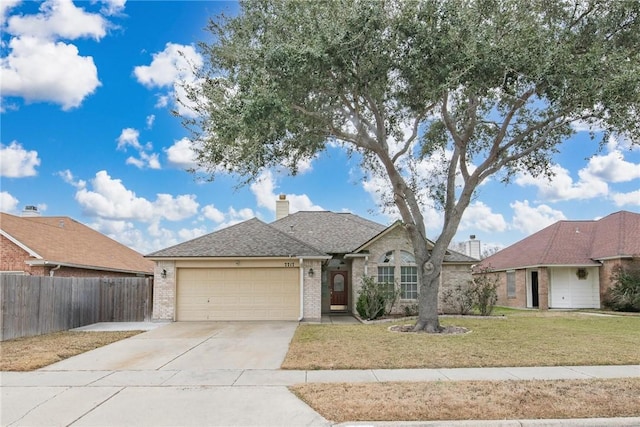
42;321;299;371
3;321;332;426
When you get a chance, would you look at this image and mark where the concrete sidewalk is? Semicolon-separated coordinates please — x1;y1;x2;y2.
2;365;639;426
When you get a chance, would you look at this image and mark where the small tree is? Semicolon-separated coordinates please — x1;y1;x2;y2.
603;265;640;312
470;269;500;316
356;275;399;320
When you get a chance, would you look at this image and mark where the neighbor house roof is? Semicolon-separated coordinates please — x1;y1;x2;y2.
270;211;386;254
0;212;154;274
147;218;329;258
480;211;640;271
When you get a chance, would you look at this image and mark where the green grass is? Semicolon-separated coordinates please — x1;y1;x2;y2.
282;311;640;369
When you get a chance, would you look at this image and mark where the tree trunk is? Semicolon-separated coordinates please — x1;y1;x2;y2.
413;262;443;332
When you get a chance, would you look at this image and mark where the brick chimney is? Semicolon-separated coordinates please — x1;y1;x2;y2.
275;194;289;220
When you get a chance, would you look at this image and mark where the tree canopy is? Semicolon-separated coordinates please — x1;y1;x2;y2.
182;0;640;331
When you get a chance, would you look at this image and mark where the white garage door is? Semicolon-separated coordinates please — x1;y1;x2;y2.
177;268;300;321
549;267;599;309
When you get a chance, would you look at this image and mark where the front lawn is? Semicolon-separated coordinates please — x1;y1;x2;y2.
0;331;142;371
291;378;640;422
282;311;640;369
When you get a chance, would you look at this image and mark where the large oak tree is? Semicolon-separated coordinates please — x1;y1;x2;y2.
181;0;640;332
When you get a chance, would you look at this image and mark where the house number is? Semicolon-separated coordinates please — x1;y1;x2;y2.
284;262;296;267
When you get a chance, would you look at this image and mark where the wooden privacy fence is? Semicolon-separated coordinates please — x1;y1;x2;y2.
0;276;153;341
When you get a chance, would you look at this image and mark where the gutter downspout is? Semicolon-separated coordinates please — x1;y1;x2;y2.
298;258;304;321
49;265;62;277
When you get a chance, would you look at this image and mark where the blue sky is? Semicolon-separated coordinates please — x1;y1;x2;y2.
2;0;639;256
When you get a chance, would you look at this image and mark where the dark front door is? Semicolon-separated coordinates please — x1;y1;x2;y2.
330;271;348;309
531;271;539;308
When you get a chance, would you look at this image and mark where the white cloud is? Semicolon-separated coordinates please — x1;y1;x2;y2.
6;0;108;41
146;114;155;129
583;150;640;183
100;0;126;16
1;0;111;109
116;127;141;150
0;141;40;177
57;169;86;188
202;204;225;223
510;200;566;235
116;127;160;169
0;0;20;26
74;170;199;222
515;164;609;202
134;43;201;88
1;36;100;110
133;43;204;117
459;201;507;233
213;206;255;230
177;226;208;242
250;170;323;215
154;193;199;221
165;137;198;169
0;191;19;213
612;190;640;207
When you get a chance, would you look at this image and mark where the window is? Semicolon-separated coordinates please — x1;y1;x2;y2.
377;266;395;284
400;250;415;264
380;250;394;264
377;265;395;297
507;270;516;298
400;266;418;299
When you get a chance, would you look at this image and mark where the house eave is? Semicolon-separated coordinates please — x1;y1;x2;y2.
594;255;635;261
25;260;152;276
146;255;331;261
477;263;601;273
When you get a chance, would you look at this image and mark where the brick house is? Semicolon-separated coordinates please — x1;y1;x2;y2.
475;211;640;310
1;210;154;277
147;196;477;322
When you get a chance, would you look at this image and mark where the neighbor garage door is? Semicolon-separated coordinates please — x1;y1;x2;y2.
176;268;300;321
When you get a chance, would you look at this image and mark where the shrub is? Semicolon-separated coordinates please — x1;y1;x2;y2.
356;276;397;320
470;269;499;316
441;284;474;315
603;265;640;312
403;303;419;316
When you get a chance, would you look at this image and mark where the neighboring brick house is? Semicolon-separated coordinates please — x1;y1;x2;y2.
147;196;477;322
1;211;154;277
476;211;640;310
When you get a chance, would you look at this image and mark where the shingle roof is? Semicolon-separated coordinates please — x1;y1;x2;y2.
147;218;328;258
270;211;386;254
0;212;153;274
479;211;640;271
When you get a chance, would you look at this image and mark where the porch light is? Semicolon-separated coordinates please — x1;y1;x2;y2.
161;269;167;279
308;268;315;277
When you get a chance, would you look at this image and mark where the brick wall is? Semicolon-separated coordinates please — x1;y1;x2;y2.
302;259;322;321
1;235;33;273
152;261;176;320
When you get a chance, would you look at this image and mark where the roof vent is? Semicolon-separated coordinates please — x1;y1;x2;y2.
21;205;41;217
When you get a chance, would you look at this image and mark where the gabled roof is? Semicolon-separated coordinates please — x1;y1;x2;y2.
147;218;329;258
480;211;640;271
353;221;478;264
270;211;386;254
0;212;153;274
